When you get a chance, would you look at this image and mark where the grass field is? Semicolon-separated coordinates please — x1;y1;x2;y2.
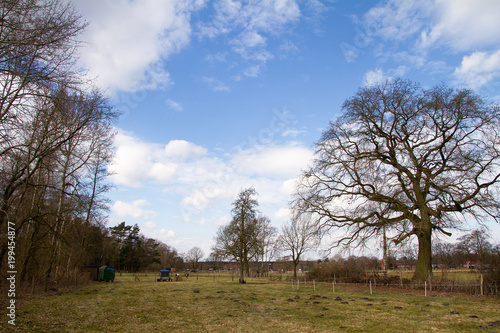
8;273;500;332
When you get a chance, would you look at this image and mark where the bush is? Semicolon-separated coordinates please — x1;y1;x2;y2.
483;267;500;296
307;256;378;283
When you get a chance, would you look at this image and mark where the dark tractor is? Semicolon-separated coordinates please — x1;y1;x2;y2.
157;268;171;281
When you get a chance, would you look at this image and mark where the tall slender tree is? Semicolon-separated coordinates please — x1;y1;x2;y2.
213;188;262;283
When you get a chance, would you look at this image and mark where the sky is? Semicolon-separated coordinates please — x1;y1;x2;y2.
70;0;500;259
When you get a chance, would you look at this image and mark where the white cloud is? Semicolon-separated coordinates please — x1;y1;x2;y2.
164;140;207;160
281;178;299;196
108;133;314;248
198;0;300;75
242;65;262;78
112;200;158;219
357;0;500;93
202;0;300;38
109;132;209;187
363;66;410;87
144;221;158;229
232;145;313;178
454;50;500;89
274;207;291;222
165;99;184;112
149;162;178;183
108;133;155;187
181;187;231;212
202;76;231;91
73;0;203;93
361;0;500;51
158;229;176;238
282;128;307;138
234;31;266;49
420;0;500;51
205;52;228;63
362;0;431;42
363;69;387;87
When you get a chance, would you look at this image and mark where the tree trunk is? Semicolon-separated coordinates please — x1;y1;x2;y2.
239;259;245;284
413;226;432;281
382;225;388;275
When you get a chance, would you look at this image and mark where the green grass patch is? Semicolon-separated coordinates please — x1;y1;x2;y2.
384;269;484;284
11;274;500;332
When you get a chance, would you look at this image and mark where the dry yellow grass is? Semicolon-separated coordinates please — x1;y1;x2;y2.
9;273;500;332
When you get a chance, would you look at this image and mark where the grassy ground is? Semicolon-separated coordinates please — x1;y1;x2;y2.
7;273;500;332
383;269;484;283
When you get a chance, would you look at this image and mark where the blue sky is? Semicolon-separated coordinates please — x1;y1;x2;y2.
71;0;500;258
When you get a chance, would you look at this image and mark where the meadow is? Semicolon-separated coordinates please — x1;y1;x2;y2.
8;272;500;332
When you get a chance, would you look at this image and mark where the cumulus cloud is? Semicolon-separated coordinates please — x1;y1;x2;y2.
202;76;231;92
362;0;431;42
112;200;158;220
363;66;408;87
420;0;500;51
356;0;500;92
73;0;306;91
281;178;299;196
201;0;300;39
140;228;176;244
232;145;313;178
158;229;176;238
108;132;209;187
362;0;500;51
363;69;387;87
199;0;300;76
73;0;203;93
164;140;207;160
108;133;155;187
108;134;314;240
144;221;158;229
181;187;231;212
274;207;291;221
454;50;500;89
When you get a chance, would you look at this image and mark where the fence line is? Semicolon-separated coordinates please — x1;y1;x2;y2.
283;276;498;297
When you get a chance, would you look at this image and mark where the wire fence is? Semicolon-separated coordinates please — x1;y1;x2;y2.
282;275;499;297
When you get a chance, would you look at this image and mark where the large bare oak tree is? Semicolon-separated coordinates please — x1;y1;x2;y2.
293;79;500;281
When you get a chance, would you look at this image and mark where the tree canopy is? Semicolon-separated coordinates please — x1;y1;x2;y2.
293;79;500;280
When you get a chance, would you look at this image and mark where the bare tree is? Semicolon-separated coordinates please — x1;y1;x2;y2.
0;0;89;273
213;188;261;283
158;242;183;269
279;214;319;279
186;246;205;270
255;216;278;276
457;229;492;270
0;0;86;143
432;239;456;271
293;79;500;281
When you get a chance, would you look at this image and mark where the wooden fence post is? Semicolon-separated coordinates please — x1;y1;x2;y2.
480;274;483;296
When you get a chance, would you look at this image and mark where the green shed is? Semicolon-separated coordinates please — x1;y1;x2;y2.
98;265;115;282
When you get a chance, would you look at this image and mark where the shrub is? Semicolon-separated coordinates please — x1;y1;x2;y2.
307;257;377;283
